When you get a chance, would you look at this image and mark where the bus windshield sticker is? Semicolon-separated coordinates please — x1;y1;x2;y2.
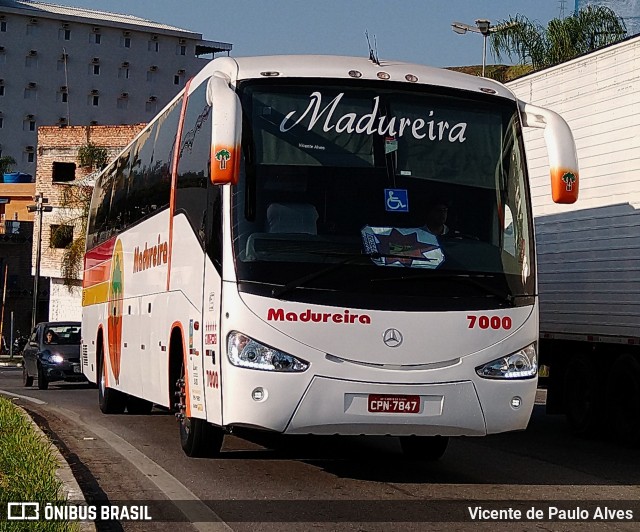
361;226;444;269
384;189;409;213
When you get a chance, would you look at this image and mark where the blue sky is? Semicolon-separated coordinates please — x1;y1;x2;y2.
48;0;562;67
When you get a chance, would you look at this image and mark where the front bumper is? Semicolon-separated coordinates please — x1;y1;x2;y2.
42;361;87;383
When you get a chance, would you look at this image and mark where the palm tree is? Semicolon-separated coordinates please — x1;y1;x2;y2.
0;156;16;176
491;5;627;70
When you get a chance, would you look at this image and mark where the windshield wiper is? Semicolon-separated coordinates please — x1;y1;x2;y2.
271;251;384;298
370;272;521;305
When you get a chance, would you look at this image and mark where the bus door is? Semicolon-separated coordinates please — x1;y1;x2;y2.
201;183;223;425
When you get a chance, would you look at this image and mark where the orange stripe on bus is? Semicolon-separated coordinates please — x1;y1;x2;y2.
83;260;111;288
167;78;193;292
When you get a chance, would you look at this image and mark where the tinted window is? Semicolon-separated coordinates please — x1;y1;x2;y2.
175;82;211;245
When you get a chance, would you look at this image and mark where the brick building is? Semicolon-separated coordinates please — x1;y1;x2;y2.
34;123;145;322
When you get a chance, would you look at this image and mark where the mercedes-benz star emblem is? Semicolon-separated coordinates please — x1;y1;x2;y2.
383;328;403;348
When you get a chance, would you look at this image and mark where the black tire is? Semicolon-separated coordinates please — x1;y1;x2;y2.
126;395;154;415
37;364;49;390
399;435;449;461
177;364;223;457
97;352;126;414
606;354;640;445
564;353;603;436
22;366;33;387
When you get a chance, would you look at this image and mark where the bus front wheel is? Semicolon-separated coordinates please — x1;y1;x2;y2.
176;368;223;457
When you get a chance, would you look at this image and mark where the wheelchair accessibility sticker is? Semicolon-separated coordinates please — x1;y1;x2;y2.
384;189;409;212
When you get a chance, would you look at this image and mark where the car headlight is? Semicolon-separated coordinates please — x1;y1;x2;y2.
476;343;537;379
44;352;64;364
227;332;309;372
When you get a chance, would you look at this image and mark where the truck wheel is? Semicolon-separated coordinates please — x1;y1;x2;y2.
564;354;601;435
98;353;126;414
22;366;33;387
37;364;49;390
606;354;640;445
399;436;449;461
176;366;224;457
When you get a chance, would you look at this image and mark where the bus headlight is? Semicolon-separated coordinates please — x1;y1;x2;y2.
475;344;537;379
227;332;309;372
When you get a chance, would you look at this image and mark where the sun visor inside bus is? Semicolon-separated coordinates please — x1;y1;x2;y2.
208;72;242;185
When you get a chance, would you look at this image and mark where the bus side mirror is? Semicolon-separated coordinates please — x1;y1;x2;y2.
519;101;579;204
208;72;242;185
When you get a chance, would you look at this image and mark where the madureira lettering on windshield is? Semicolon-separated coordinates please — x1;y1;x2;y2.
279;92;468;143
267;307;372;324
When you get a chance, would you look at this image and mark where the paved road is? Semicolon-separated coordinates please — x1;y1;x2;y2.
1;365;639;531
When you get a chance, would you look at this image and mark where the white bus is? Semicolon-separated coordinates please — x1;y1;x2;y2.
82;55;578;459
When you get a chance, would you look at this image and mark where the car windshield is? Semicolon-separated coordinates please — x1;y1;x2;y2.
43;325;81;345
231;80;534;312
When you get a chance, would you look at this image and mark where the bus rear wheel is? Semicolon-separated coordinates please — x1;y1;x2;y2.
176;368;223;457
98;352;126;414
399;435;449;461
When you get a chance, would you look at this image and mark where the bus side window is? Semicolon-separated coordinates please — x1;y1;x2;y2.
175;82;211;247
87;166;115;246
128;97;182;226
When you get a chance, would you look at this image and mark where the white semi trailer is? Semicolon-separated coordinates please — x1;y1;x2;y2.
508;35;640;443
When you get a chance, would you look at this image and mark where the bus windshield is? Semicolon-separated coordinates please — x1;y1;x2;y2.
232;80;534;311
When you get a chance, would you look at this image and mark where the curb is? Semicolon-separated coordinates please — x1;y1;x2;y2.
18;404;96;532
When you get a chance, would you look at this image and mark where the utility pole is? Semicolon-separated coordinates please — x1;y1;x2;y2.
27;193;52;331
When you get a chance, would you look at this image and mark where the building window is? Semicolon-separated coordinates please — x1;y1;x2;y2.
148;40;159;52
93;64;100;75
177;44;186;56
52;162;76;182
26;23;38;36
92;33;101;44
0;86;4;97
1;21;7;32
92;95;99;106
60;28;71;40
24;86;36;100
146;70;156;83
61;91;68;103
117;98;128;110
145;100;157;113
23;150;35;164
24;50;38;68
0;117;3;128
50;225;73;248
174;75;180;85
118;66;130;79
122;36;131;48
23;119;35;131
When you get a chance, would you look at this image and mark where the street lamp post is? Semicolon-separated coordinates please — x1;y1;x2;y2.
451;18;495;77
27;193;52;331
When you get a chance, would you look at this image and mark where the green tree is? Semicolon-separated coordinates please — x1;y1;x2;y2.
491;5;627;70
0;156;16;175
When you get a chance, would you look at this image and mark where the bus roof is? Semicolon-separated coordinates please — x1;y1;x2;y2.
203;55;516;101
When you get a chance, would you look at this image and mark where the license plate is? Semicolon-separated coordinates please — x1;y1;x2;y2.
73;364;81;374
368;394;420;414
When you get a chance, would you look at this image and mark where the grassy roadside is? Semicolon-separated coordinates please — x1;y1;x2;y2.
0;396;77;531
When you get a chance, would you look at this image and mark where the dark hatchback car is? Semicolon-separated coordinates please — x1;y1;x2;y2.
22;321;86;390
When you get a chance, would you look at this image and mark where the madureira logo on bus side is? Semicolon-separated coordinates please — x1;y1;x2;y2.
133;235;168;274
108;239;124;384
267;308;371;324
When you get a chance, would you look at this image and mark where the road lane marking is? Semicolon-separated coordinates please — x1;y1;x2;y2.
0;389;47;405
47;405;233;532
